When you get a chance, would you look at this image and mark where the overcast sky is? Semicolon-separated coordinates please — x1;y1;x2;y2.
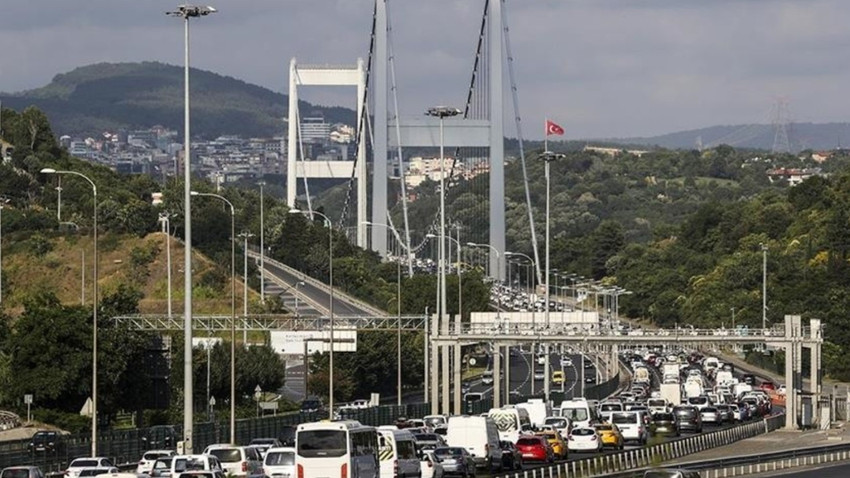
1;0;848;139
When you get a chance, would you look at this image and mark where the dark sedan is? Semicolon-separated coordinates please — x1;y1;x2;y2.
649;413;679;437
499;441;523;470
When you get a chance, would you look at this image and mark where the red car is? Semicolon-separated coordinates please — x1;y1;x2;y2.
516;436;554;463
760;382;776;391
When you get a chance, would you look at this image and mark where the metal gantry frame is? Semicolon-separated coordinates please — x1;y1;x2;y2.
114;314;427;332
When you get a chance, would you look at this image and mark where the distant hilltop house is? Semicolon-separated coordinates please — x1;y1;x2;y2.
583;145;650;157
766;167;825;186
0;140;13;163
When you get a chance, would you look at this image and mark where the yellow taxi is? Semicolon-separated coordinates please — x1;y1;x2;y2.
536;431;568;459
552;371;566;384
594;423;624;449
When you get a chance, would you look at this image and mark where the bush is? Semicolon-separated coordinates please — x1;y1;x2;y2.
32;408;91;434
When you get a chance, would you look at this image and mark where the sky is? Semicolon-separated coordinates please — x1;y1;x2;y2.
1;0;849;139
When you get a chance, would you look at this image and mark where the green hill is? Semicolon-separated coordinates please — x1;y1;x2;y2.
0;62;356;138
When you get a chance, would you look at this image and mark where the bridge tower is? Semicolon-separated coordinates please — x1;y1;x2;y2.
286;59;368;247
371;0;506;279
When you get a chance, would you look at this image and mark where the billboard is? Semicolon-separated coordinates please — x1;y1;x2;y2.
270;328;357;355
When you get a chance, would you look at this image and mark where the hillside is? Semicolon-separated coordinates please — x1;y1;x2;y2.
2;231;257;316
599;122;850;152
0;62;356;139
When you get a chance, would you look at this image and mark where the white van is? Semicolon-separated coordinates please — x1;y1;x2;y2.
610;411;647;445
445;416;502;472
170;455;223;476
516;399;550;428
559;399;596;428
377;429;420;478
487;407;530;442
647;398;669;415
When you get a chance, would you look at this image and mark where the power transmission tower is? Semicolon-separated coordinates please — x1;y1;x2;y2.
771;97;791;154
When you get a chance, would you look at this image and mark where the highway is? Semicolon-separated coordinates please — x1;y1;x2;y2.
752;462;850;477
468;349;598;399
263;260;374;316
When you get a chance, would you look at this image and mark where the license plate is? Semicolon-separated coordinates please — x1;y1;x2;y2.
522;453;535;457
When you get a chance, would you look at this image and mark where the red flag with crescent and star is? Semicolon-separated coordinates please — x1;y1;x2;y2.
545;119;564;136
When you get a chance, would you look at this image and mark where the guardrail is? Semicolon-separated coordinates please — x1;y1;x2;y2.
496;413;785;478
251;252;388;317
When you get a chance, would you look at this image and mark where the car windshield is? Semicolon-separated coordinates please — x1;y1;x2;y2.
415;434;438;442
264;451;295;466
145;452;171;460
297;431;346;458
71;461;99;468
208;449;242;463
654;413;674;421
571;429;595;436
434;448;463;457
702;407;718;413
32;433;58;443
611;413;637;425
516;438;540;446
2;470;31;478
687;397;707;405
545;419;567;428
154;459;172;469
79;470;111;477
562;408;589;421
674;408;696;418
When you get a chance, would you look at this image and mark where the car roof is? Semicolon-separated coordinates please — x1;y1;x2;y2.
264;447;295;454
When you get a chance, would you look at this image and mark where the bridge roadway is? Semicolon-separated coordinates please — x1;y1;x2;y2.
468;350;598;399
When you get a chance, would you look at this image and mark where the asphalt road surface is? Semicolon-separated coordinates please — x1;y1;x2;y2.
264;261;373;316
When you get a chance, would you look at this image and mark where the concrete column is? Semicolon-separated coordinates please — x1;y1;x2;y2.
504;345;511;405
487;0;505;280
430;314;439;415
453;318;462;416
371;0;388;256
785;315;802;429
286;59;298;207
441;315;450;415
493;343;501;408
355;58;367;248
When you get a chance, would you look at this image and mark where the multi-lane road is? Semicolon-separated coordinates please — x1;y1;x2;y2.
467;349;599;399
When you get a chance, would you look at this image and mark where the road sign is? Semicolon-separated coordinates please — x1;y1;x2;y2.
23;395;32;405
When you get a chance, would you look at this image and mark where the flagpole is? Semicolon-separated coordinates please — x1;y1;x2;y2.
544;117;549;152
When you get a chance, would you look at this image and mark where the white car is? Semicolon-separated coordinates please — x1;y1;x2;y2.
263;447;295;478
420;451;444;478
560;357;573;367
537;354;547;365
566;427;602;453
137;450;176;474
203;445;264;478
65;458;116;478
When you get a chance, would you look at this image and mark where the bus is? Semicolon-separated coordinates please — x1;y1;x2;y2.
296;420;380;478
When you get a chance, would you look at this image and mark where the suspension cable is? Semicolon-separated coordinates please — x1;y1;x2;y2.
503;0;542;284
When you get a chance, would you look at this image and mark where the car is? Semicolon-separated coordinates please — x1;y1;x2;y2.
175;473;226;478
642;468;701;478
262;447;295;478
560;357;573;367
732;403;751;422
27;431;65;455
202;445;264;478
300;397;324;413
534;369;545;380
78;468;119;477
150;458;174;478
567;427;601;453
672;406;703;434
137;451;176;475
248;438;281;457
1;467;45;478
142;426;177;450
585;376;597;384
535;431;567;459
649;413;679;437
498;441;523;470
593;424;624;449
715;404;734;424
552;371;565;384
65;458;116;478
420;451;445;478
414;433;446;451
515;436;553;463
432;447;476;477
610;411;648;445
543;417;570;441
170;455;223;477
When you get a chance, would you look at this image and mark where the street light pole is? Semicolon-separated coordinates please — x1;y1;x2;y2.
239;231;254;344
191;191;235;443
541;151;564;401
425;107;460;403
258;180;266;304
167;4;217;453
761;243;768;330
40;168;97;456
292;209;334;419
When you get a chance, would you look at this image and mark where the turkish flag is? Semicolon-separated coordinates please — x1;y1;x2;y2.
546;120;564;136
